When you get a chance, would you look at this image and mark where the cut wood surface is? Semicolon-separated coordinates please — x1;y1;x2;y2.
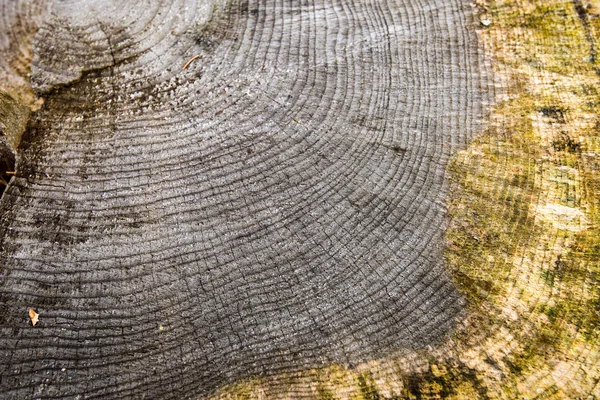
1;0;598;399
0;0;491;397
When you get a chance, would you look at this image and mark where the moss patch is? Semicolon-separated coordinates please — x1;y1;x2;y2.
441;0;600;397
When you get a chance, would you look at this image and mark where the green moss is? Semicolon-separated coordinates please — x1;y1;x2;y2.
356;373;381;400
446;116;540;308
401;363;489;400
444;0;600;397
317;384;337;400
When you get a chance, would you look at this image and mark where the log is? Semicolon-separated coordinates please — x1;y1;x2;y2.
1;0;598;399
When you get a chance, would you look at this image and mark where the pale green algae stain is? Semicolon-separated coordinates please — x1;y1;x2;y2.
208;1;600;398
441;0;600;398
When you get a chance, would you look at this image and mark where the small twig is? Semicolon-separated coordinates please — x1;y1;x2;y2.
182;55;200;70
5;171;15;175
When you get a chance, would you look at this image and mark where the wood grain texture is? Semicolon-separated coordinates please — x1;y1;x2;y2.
0;0;492;398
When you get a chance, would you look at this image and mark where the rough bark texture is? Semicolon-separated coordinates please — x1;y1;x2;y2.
0;0;492;398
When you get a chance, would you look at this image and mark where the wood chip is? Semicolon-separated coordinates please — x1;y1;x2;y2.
182;55;200;70
28;308;39;326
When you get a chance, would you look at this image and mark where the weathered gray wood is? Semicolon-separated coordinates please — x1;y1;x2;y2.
0;0;492;398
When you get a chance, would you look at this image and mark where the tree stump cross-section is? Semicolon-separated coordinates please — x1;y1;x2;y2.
0;0;493;398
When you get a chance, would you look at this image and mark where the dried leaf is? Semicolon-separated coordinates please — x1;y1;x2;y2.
28;308;39;326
